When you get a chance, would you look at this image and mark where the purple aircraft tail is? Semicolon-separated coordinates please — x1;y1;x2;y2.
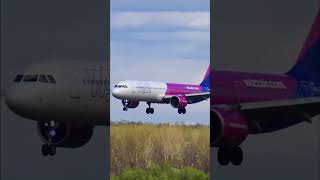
287;9;320;82
200;65;212;90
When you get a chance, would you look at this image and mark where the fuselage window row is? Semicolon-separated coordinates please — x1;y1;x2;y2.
13;74;56;84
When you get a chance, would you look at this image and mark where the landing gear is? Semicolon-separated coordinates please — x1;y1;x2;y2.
122;99;129;111
146;107;154;114
217;147;243;166
146;102;154;114
42;120;58;156
218;148;230;165
41;144;56;156
230;147;243;165
178;107;186;114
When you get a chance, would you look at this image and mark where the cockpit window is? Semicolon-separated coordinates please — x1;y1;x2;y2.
114;85;127;88
47;75;56;84
23;74;38;82
39;74;49;83
13;74;23;82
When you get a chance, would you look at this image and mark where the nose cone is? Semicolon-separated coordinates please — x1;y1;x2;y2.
5;88;25;114
111;88;121;99
5;86;38;118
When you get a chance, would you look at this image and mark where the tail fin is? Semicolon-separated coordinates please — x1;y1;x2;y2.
200;65;211;89
287;9;320;82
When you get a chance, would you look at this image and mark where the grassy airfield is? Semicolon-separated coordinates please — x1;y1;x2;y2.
110;122;210;179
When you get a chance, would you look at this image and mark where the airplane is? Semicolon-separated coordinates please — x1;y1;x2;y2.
4;61;109;156
111;66;210;114
211;9;320;166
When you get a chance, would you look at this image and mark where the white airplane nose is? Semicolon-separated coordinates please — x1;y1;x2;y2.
5;88;20;112
5;87;29;115
111;88;120;98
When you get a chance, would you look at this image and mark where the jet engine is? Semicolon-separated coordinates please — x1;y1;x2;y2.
170;95;188;108
122;99;139;108
211;108;248;148
37;122;94;148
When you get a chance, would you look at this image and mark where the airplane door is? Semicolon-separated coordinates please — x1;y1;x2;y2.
66;71;87;120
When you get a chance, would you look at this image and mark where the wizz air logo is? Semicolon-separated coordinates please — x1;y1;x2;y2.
82;66;109;101
243;80;287;89
186;86;200;90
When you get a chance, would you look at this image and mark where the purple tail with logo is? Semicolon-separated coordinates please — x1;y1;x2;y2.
200;65;212;90
287;9;320;82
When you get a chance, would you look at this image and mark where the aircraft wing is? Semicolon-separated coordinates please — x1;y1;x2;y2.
164;92;210;103
240;96;320;116
212;96;320;134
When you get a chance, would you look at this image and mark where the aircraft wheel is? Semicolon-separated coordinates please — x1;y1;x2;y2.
230;147;243;166
218;148;230;166
182;108;186;114
150;108;154;114
146;108;150;114
41;144;50;156
49;146;56;156
123;107;127;111
178;108;181;114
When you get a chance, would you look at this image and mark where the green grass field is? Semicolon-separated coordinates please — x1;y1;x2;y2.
111;164;209;180
110;123;210;178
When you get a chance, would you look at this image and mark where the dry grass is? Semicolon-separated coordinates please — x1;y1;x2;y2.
110;123;210;176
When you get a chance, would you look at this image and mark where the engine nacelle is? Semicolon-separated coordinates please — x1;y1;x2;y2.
211;108;248;148
37;122;94;148
170;95;188;108
122;99;139;108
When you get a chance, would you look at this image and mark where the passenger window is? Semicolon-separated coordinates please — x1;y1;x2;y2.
47;75;56;84
39;74;49;83
23;74;38;82
13;74;23;82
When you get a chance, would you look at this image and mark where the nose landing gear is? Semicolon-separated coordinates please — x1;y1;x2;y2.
41;144;56;156
41;120;57;156
122;99;129;111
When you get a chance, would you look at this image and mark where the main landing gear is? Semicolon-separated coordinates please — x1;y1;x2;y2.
178;107;186;114
146;102;154;114
217;146;243;166
41;120;57;156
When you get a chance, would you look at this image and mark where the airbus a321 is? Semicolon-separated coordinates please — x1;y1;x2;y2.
112;67;210;114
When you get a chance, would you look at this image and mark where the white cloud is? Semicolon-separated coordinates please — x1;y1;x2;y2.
111;56;209;84
111;11;210;30
129;31;210;42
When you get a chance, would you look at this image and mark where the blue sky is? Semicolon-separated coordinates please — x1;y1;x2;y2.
110;0;210;124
